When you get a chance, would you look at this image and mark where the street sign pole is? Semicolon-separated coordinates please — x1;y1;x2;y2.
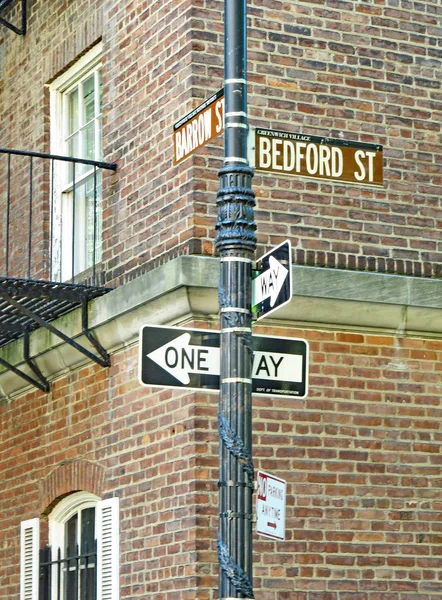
216;1;256;598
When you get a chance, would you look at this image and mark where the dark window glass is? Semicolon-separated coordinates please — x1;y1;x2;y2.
65;513;78;558
81;508;95;555
60;508;96;600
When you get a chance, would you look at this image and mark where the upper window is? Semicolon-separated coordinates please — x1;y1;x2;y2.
63;64;103;165
49;44;103;282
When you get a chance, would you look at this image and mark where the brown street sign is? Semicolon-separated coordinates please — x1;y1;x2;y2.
173;89;224;164
253;128;383;186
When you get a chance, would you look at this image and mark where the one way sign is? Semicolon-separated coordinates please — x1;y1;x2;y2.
139;325;308;398
252;240;292;320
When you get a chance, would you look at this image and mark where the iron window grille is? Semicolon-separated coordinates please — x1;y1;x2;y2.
40;542;97;600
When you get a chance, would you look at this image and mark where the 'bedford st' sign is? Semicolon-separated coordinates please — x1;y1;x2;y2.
253;128;383;187
173;89;224;164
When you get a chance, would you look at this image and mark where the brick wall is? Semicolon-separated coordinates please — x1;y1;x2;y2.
192;0;442;278
1;1;441;284
1;324;442;598
251;325;442;599
0;343;204;599
194;324;442;599
1;0;442;599
0;0;103;280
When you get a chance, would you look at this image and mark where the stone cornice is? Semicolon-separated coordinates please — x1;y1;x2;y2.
1;256;442;398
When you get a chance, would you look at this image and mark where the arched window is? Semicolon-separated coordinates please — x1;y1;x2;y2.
49;492;100;600
20;494;119;600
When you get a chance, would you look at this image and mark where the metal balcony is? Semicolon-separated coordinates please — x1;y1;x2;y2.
0;148;117;393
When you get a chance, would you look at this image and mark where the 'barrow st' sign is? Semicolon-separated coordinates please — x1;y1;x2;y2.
173;89;224;164
253;128;383;187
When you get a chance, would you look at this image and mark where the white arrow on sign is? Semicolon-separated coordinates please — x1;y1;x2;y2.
253;255;289;308
147;333;220;385
148;334;302;386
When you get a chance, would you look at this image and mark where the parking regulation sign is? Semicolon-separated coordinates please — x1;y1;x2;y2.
256;470;286;541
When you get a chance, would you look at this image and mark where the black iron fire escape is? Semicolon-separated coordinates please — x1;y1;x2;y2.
0;149;117;393
0;0;26;35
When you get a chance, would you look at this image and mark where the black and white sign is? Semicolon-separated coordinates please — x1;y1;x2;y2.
256;470;286;541
139;325;308;398
252;334;307;398
252;240;292;320
139;326;220;391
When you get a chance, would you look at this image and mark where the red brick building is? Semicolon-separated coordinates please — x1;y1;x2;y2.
1;0;442;599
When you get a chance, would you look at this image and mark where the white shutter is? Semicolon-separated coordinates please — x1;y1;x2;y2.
20;518;39;600
96;497;120;600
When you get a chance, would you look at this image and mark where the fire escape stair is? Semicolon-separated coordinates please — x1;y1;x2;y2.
0;277;112;393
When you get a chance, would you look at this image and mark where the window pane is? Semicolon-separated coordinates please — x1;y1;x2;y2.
67;134;80;180
67;133;79;159
82;75;95;124
81;564;96;600
87;172;102;267
65;513;78;600
97;116;103;160
81;507;95;555
98;69;102;113
69;174;102;277
65;513;78;557
82;122;95;162
72;183;87;276
81;507;97;600
66;566;78;600
67;89;79;136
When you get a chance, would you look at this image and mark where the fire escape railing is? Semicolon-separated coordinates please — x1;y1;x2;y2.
0;148;117;394
1;148;117;285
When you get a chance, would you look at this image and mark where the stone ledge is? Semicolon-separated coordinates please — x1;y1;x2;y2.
1;256;442;399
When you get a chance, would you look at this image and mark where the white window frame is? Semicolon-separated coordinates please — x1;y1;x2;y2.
49;491;99;550
20;492;119;600
49;43;103;282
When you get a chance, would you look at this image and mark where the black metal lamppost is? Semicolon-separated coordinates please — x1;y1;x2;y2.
216;0;256;598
